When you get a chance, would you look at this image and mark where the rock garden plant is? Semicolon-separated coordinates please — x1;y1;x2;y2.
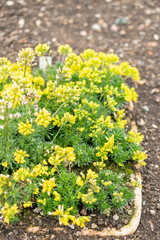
0;44;147;228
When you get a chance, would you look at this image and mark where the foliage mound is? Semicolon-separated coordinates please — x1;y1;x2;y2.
0;44;147;227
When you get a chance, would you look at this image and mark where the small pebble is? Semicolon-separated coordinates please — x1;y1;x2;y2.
154;165;159;169
91;223;98;229
6;1;14;6
142;105;149;112
94;13;101;18
156;203;160;209
111;24;118;32
36;20;41;27
98;219;104;225
145;19;151;26
123;219;129;224
149;221;154;230
152;124;158;129
138;118;145;126
68;224;75;229
75;231;81;237
18;18;25;28
80;30;87;37
119;30;126;36
80;208;87;216
143;201;146;206
40;7;46;12
113;214;119;221
33;207;41;213
154;34;159;40
150;209;156;216
18;0;26;6
91;23;101;31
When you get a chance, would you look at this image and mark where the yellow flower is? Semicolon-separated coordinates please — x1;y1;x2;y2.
33;187;39;195
32;164;49;177
72;216;90;228
2;161;8;168
2;82;23;108
0;203;19;224
86;169;98;180
58;44;73;55
121;83;138;102
33;76;45;85
120;62;140;81
35;43;50;57
17;47;35;67
76;176;84;186
96;135;115;160
107;95;117;111
23;201;32;208
132;150;147;166
78;191;96;204
128;130;144;144
37;198;46;206
42;178;56;195
103;181;112;186
53;191;61;201
14;149;29;164
80;49;97;60
18;119;35;135
35;108;51;127
113;192;124;203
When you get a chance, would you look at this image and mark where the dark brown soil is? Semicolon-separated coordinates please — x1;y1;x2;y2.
0;0;160;239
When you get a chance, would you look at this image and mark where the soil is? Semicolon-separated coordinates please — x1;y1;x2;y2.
0;0;160;239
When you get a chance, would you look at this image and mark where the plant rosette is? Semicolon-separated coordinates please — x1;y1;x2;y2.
0;44;146;235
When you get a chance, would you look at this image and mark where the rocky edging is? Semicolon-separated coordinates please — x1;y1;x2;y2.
81;172;142;237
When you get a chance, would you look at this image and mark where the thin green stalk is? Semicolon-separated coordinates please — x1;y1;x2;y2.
51;120;67;143
4;107;8;157
52;100;68;118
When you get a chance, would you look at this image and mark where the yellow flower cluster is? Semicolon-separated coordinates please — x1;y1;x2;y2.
120;62;140;81
113;192;124;203
132;150;147;166
0;203;19;224
41;178;56;196
53;191;61;201
18;120;35;135
128;130;144;144
13;167;30;181
52;112;76;127
78;191;97;204
115;109;127;129
58;44;73;55
96;135;115;160
2;82;23;108
0;65;10;84
33;76;45;86
51;205;90;227
121;83;138;102
48;145;75;167
23;201;32;208
32;164;49;177
35;108;51;127
76;169;100;203
17;47;35;67
35;43;50;57
14;149;29;164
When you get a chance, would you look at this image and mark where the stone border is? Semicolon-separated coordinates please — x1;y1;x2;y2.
81;172;142;237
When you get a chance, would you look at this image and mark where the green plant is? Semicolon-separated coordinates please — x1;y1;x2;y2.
0;45;146;227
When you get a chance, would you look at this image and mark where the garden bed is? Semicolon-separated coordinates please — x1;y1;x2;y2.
0;44;146;237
